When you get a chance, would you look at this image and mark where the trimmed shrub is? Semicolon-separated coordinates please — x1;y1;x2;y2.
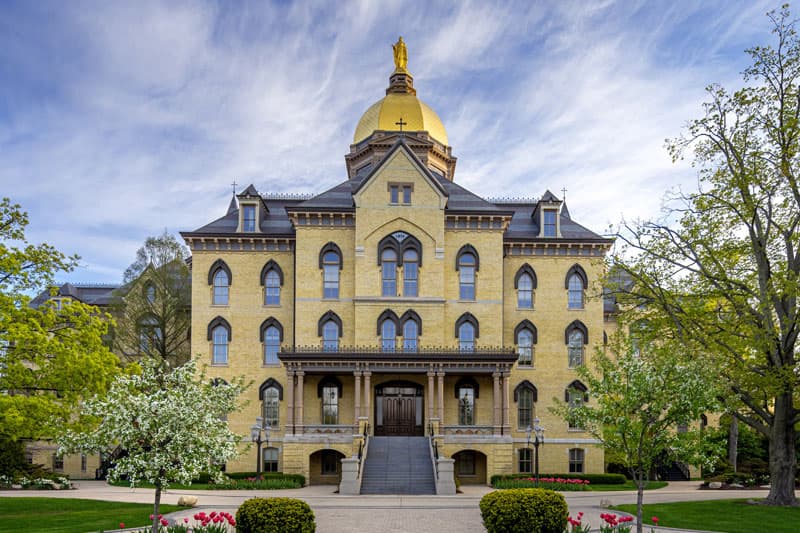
236;497;315;533
490;473;626;486
480;489;568;533
226;471;306;486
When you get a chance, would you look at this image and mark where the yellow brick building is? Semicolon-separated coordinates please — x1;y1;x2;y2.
181;41;613;490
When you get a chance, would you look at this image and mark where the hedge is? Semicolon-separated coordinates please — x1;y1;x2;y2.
480;489;568;533
236;497;315;533
225;472;306;486
490;473;626;486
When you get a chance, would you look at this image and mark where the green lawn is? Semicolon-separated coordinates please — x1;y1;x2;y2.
589;480;667;491
0;497;181;533
613;499;800;533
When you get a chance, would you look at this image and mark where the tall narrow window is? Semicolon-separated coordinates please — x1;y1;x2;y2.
212;325;229;364
543;210;557;237
517;328;533;366
517;273;533;308
402;185;412;204
519;448;532;474
458;252;476;300
382;249;397;296
243;205;256;232
568;273;584;309
403;249;418;296
568;330;584;367
381;319;396;352
322;320;339;352
517;387;533;429
390;185;400;203
459;322;475;352
322;385;339;424
403;319;418;352
263;447;279;473
263;326;280;365
138;315;161;354
458;385;475;425
566;381;588;430
262;386;280;427
145;283;156;304
323;251;340;299
213;270;229;305
569;448;585;473
265;270;281;305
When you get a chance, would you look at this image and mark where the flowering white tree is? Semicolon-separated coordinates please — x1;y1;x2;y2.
58;358;244;533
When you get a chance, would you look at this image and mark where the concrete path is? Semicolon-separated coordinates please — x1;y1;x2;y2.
0;480;789;533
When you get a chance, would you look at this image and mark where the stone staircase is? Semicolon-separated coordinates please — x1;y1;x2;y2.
360;436;436;494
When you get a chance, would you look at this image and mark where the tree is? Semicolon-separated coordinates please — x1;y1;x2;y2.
111;231;191;367
58;358;244;533
0;198;119;441
611;6;800;506
553;332;719;533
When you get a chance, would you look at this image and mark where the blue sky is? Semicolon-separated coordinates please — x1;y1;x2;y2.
0;0;776;284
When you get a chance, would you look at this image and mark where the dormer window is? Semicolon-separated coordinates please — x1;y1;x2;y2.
242;205;256;232
543;209;557;237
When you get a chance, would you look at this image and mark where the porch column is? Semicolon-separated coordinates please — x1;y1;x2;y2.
295;371;305;434
437;371;445;423
285;369;295;435
492;371;501;436
363;371;372;433
502;371;511;435
354;371;362;431
427;371;435;425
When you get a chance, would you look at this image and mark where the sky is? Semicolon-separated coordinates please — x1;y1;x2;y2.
0;0;778;285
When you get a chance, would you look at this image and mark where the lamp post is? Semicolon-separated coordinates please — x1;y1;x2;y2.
526;417;545;487
250;416;271;475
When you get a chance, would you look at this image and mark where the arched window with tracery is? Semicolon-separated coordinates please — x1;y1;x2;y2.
208;259;232;305
565;320;588;367
566;264;588;309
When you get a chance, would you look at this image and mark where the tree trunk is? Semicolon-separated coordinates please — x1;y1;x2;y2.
728;416;738;472
151;484;162;533
635;472;645;533
765;393;798;506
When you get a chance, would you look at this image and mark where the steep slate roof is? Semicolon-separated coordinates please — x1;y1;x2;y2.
29;283;119;309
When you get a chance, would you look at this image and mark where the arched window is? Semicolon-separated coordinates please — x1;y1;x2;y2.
565;320;588;367
514;264;537;309
381;319;396;352
318;311;342;352
515;320;537;367
403;319;418;352
319;243;342;299
456;313;479;352
565;380;588;429
457;383;475;425
211;326;229;365
213;270;229;305
566;264;588;309
263;326;281;365
260;378;282;428
261;261;284;306
144;282;156;305
515;381;538;429
403;249;418;296
381;249;397;296
569;448;585;473
456;245;479;300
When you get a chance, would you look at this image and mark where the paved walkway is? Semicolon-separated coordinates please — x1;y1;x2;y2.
0;480;786;532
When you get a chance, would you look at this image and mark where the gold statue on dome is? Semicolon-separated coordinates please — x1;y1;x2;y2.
392;36;408;73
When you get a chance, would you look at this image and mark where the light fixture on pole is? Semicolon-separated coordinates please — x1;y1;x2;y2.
250;416;271;475
526;417;545;487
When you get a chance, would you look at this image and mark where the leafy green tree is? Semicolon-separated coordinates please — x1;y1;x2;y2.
111;231;191;367
58;358;244;533
611;7;800;505
0;198;119;441
553;332;719;533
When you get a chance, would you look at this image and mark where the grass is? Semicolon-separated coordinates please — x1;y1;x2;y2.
613;499;800;533
0;497;181;533
589;480;668;491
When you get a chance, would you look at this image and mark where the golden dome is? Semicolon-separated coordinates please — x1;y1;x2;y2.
353;37;448;146
353;93;449;146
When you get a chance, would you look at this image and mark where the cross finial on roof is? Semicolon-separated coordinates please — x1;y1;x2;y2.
231;180;238;195
395;117;407;132
561;187;567;201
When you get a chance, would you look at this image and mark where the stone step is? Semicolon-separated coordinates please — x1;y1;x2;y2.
360;436;435;495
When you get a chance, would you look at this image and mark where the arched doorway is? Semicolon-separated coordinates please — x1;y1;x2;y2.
375;380;424;436
452;450;487;485
309;449;345;485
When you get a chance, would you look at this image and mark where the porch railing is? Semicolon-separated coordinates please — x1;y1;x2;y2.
442;425;494;436
303;424;353;435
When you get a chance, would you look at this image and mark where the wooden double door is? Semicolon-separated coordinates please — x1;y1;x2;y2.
375;381;424;436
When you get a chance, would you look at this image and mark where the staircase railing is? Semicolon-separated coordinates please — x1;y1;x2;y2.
428;430;439;481
357;421;369;478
